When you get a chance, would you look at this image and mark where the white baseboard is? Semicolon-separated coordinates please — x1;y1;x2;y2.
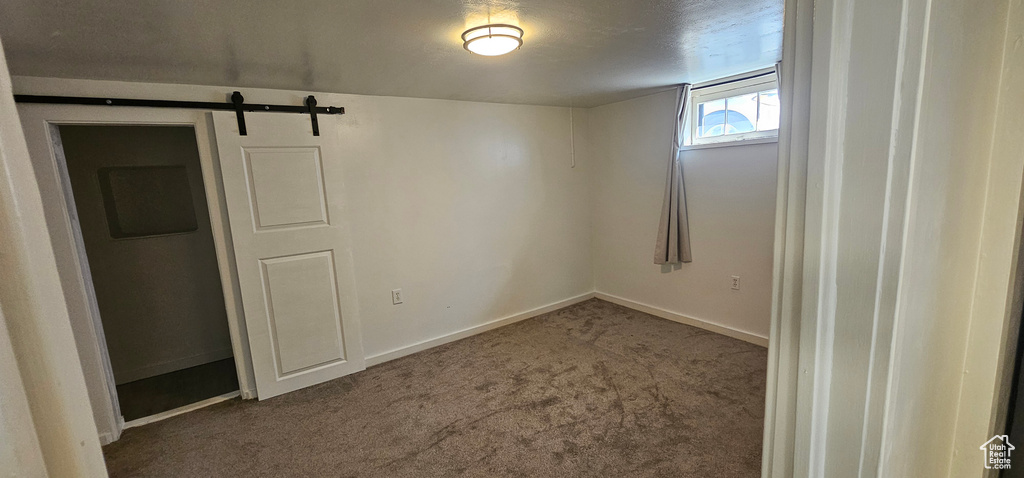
98;431;115;446
122;390;240;430
101;292;759;437
365;292;597;367
594;292;769;347
99;415;125;445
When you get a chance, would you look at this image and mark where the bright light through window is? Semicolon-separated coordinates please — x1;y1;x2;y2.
688;71;780;146
757;90;780;131
697;89;777;139
698;98;726;137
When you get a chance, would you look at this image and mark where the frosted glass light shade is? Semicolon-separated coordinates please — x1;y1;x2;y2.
462;24;524;56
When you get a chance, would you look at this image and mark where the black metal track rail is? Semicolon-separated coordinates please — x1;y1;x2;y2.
12;91;344;136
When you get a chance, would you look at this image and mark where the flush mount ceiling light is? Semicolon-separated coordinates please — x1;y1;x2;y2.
462;24;524;56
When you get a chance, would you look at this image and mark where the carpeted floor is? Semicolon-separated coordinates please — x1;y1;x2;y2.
102;299;767;477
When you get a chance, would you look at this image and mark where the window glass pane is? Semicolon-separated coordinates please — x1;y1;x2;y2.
725;93;757;134
758;89;780;131
698;98;726;138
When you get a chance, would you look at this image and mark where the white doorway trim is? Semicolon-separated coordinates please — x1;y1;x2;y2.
122;390;241;430
17;105;257;443
45;122;122;442
762;0;1024;475
760;0;814;473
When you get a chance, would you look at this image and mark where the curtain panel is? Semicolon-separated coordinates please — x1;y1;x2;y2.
653;84;693;264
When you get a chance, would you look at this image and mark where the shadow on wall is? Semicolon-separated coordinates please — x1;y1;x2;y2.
661;263;682;274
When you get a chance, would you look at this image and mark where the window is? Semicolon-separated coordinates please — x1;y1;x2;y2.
688;71;779;146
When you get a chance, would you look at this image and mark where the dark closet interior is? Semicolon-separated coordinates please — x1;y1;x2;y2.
59;125;239;421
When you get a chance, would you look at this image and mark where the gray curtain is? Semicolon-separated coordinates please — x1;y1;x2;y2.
775;61;782;100
654;84;693;264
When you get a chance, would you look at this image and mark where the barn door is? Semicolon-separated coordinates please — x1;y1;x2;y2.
212;111;364;399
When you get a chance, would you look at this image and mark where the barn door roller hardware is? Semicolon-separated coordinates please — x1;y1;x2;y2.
13;91;345;137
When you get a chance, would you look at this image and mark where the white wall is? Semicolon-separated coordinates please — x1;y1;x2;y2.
883;0;1021;475
589;89;777;341
16;76;777;444
0;46;107;476
0;307;45;477
950;1;1024;474
13;77;595;427
761;0;1024;475
338;96;594;359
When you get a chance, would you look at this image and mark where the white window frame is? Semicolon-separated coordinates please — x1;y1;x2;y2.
686;71;779;147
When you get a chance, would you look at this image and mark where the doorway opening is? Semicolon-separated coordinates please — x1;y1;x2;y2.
57;125;239;423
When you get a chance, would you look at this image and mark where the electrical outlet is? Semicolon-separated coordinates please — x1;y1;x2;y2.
391;289;403;305
731;276;741;290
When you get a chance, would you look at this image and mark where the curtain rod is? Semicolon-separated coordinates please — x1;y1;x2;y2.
690;71;776;92
12;91;344;136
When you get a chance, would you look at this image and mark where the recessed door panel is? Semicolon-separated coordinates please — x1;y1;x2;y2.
260;251;345;375
244;147;329;230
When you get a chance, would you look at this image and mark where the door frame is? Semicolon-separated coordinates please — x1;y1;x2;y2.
17;105;257;443
762;0;1024;475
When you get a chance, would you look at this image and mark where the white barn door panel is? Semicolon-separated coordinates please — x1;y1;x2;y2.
212;111;364;399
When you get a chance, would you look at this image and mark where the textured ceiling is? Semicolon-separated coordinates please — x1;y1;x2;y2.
0;0;783;107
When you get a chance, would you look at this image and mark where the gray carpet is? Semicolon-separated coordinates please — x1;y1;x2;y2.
102;299;767;477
